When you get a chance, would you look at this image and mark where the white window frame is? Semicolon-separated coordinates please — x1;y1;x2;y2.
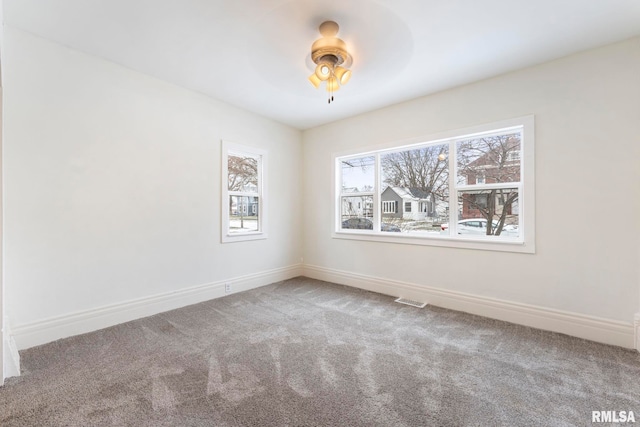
332;116;535;253
221;141;268;243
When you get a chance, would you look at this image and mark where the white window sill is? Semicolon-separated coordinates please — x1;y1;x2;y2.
222;232;268;243
332;230;534;254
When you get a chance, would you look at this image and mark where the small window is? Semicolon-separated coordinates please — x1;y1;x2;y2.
382;201;397;213
222;141;267;243
404;202;412;212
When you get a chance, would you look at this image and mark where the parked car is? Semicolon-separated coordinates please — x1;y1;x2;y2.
381;223;401;232
341;218;401;232
440;219;518;236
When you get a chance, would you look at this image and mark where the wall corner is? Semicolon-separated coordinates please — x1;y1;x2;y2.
3;319;21;381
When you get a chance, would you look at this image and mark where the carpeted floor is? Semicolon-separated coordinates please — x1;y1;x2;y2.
1;277;639;426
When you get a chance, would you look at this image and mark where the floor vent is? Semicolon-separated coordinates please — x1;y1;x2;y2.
394;297;427;308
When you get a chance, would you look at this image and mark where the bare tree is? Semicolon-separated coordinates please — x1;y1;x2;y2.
228;155;258;192
341;156;375;193
381;145;449;201
228;155;258;229
457;134;520;235
460;190;518;235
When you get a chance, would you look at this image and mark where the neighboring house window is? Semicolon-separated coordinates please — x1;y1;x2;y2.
507;151;521;161
365;201;373;212
382;201;397;213
470;194;488;209
333;116;535;253
222;141;267;243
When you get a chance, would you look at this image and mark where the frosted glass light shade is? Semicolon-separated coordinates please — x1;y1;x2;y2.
308;73;321;88
315;63;331;81
334;66;352;85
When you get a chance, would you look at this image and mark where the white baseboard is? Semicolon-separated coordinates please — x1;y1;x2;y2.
6;263;635;358
303;264;636;349
12;264;303;351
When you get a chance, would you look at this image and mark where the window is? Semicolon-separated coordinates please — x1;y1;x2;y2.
468;193;488;210
382;201;397;213
339;155;375;229
222;141;267;242
333;116;535;253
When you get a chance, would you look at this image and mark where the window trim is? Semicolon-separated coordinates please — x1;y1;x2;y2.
332;116;535;253
221;141;268;243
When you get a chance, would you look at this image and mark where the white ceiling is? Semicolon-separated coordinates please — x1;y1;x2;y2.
4;0;640;130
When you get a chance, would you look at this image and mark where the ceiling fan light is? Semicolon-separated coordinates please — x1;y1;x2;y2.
315;63;331;81
334;66;352;85
308;73;321;88
326;77;340;92
308;21;352;103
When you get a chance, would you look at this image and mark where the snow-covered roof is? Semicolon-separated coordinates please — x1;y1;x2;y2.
386;186;431;200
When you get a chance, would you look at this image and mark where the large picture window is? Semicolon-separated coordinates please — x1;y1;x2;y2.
334;117;535;253
222;141;267;243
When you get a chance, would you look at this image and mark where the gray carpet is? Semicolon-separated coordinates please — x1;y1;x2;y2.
1;277;639;426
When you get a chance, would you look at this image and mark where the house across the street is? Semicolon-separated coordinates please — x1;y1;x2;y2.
381;186;437;221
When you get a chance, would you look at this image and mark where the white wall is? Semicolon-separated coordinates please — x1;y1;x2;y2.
0;0;5;383
0;83;3;384
2;25;638;361
3;27;303;348
302;37;640;344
